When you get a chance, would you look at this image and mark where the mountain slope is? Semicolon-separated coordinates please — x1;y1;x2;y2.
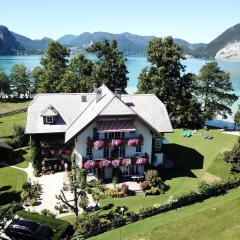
193;23;240;58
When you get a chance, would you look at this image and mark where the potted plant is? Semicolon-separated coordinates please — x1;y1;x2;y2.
84;160;97;169
128;138;141;147
93;140;104;150
110;139;123;147
111;159;120;168
99;159;111;168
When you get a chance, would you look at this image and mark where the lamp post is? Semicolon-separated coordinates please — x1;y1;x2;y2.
119;207;125;240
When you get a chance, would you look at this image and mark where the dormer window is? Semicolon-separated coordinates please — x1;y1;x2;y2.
41;105;59;125
46;116;54;124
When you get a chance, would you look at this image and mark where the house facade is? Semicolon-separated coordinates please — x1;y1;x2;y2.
25;85;173;179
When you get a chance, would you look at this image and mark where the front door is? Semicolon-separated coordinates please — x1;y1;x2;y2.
120;165;138;176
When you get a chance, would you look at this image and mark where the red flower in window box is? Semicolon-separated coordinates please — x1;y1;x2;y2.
84;160;97;169
111;159;120;168
121;158;132;167
128;138;141;147
136;157;147;165
93;140;104;150
99;159;111;168
110;139;123;147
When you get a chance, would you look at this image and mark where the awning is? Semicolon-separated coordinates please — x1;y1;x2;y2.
96;120;135;133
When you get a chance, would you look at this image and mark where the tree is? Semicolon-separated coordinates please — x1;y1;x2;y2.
234;105;240;128
0;71;11;98
31;66;43;94
58;53;94;92
195;62;238;120
10;64;31;98
87;39;128;92
37;41;70;93
137;36;202;127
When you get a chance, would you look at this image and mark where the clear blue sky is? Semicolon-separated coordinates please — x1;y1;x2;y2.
1;0;240;43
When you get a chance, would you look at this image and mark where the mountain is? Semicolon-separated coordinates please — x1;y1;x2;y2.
0;25;51;55
193;23;240;58
0;25;23;54
58;32;205;56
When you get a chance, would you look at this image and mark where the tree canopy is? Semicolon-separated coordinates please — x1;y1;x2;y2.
137;36;203;127
195;61;238;120
234;105;240;126
87;39;129;92
0;71;11;97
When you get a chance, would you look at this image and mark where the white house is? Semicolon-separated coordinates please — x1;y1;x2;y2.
25;85;173;180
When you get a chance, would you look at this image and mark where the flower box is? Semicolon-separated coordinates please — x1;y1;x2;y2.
111;159;120;168
128;138;141;147
110;139;123;147
93;140;104;150
84;160;97;169
121;158;132;166
99;159;111;168
136;157;147;165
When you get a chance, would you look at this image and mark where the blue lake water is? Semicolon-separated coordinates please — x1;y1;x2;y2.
0;55;239;117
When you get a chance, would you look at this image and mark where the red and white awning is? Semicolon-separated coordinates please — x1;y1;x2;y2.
96;120;135;133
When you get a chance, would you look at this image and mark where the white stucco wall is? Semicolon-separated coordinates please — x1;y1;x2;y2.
74;119;153;163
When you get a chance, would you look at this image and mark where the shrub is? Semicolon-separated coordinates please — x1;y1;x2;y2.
140;180;150;191
18;211;72;240
121;184;129;194
105;188;124;198
40;209;55;217
145;170;162;187
145;187;160;196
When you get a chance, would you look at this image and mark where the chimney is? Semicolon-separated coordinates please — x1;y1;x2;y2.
115;88;122;99
96;89;102;102
93;83;98;93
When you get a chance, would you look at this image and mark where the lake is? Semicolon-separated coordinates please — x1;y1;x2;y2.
0;55;239;118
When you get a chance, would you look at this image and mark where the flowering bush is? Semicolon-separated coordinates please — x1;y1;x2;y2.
140;181;150;191
93;140;104;150
110;139;123;147
84;160;97;170
128;138;140;147
146;170;162;187
145;187;160;196
105;188;124;198
121;184;129;194
111;159;120;168
99;159;111;168
136;157;147;165
121;158;132;167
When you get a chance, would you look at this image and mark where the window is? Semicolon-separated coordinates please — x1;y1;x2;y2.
115;132;121;138
93;128;99;139
103;146;109;158
86;146;92;157
155;138;162;149
104;133;108;139
119;146;125;158
81;95;87;102
46;116;54;124
136;144;142;153
109;132;114;139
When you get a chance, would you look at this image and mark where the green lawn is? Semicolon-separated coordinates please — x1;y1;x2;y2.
62;129;238;225
91;188;240;240
0;100;30;114
0;165;27;206
0;112;26;137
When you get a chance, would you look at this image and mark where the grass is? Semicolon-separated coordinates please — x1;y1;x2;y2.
0;100;30;114
90;188;240;240
0;112;26;137
0;165;27;206
62;129;238;225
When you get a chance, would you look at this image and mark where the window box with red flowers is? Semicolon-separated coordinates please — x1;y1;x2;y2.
121;158;132;167
111;159;120;168
83;160;97;169
99;159;111;168
93;140;105;150
136;157;148;166
110;139;123;147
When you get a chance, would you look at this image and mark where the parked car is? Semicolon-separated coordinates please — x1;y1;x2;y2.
2;217;53;240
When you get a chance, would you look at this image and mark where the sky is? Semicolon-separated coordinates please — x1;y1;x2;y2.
1;0;240;43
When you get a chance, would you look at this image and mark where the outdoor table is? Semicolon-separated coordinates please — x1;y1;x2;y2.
131;175;144;182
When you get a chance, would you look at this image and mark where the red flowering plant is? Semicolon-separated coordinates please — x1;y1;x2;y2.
110;139;123;147
111;159;120;168
127;138;141;147
136;157;147;166
93;140;104;150
99;159;111;168
121;158;132;167
83;160;97;170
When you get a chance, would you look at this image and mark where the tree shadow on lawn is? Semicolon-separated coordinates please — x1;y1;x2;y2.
161;143;204;180
0;190;22;206
0;185;12;192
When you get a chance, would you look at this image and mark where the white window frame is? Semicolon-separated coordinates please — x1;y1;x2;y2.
46;116;54;124
155;138;162;148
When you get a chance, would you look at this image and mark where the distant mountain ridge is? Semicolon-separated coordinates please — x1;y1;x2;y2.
1;24;240;59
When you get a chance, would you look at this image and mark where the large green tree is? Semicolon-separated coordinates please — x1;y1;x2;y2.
37;41;70;93
234;105;240;127
58;53;94;92
10;64;31;98
137;36;202;127
87;39;128;92
0;71;11;98
195;62;238;120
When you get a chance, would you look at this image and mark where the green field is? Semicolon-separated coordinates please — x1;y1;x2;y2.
0;112;26;137
0;165;27;206
0;101;30;114
99;129;238;212
91;188;240;240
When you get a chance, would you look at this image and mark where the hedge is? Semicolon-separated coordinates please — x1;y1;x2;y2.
18;211;73;240
76;175;240;239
